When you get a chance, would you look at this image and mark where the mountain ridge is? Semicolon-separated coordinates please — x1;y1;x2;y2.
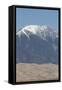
16;25;58;64
16;25;58;40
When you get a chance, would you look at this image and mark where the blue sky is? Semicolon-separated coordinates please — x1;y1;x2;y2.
16;8;58;31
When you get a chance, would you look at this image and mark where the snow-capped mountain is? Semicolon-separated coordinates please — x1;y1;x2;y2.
16;25;58;40
16;25;58;64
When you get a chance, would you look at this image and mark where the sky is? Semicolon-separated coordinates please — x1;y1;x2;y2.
16;8;58;32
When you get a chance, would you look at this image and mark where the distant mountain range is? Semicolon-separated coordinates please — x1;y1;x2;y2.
16;25;58;64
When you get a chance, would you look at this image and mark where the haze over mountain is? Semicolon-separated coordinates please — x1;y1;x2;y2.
16;25;58;64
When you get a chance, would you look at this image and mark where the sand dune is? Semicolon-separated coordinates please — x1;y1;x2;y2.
16;63;58;82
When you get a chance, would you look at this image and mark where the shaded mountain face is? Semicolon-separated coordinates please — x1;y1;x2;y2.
16;25;58;64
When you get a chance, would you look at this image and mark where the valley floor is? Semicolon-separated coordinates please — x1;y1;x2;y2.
16;63;58;82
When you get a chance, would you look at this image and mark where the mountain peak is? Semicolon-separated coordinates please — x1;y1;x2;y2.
16;25;57;39
21;25;50;32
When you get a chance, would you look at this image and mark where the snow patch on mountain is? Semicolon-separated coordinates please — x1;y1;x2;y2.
16;25;58;40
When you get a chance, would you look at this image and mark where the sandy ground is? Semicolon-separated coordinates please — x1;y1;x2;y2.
16;63;59;82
